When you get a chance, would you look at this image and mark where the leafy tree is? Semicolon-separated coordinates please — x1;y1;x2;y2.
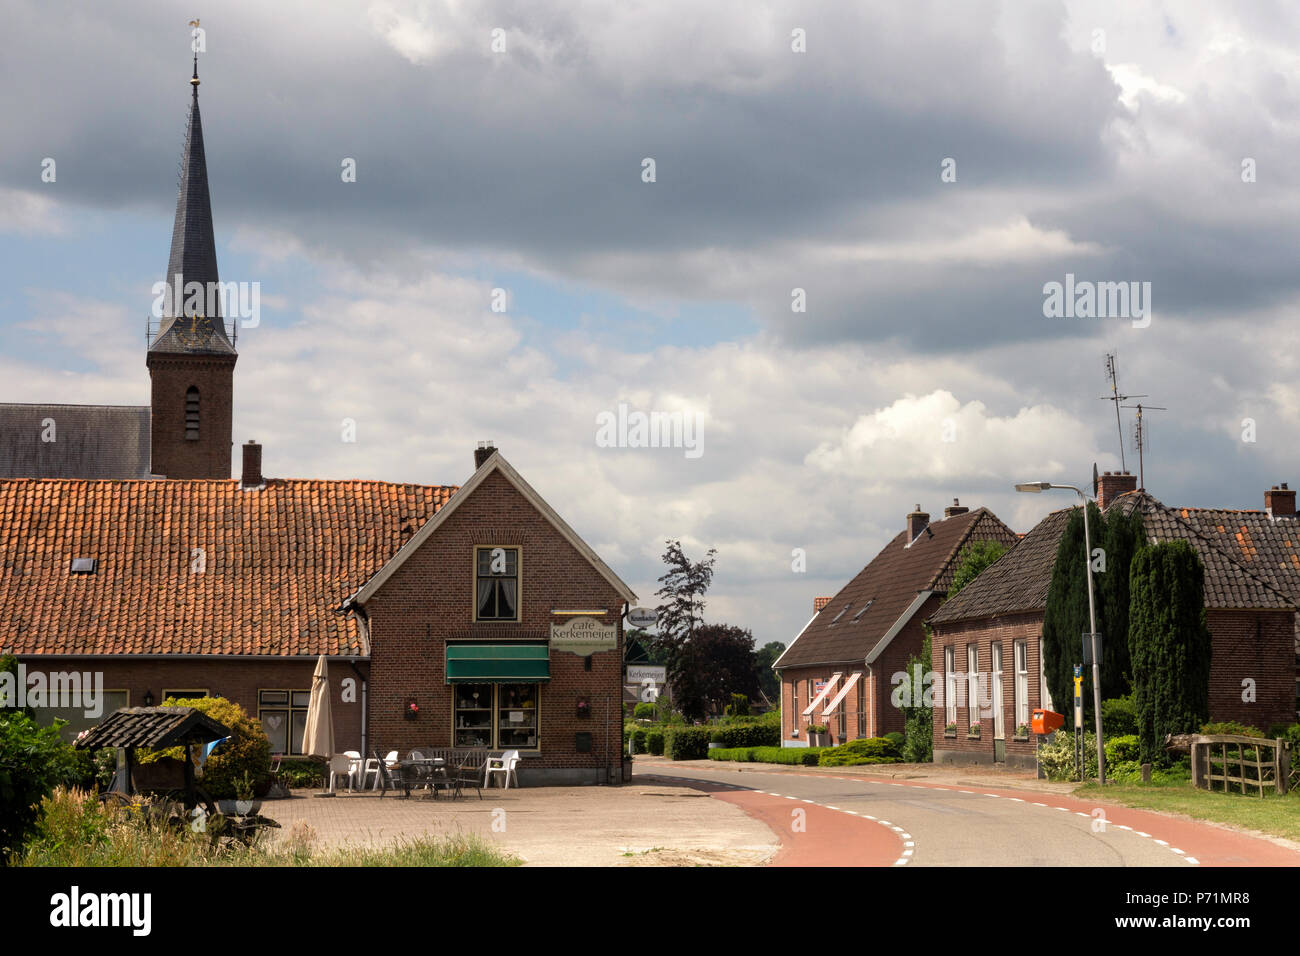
668;623;759;720
652;540;716;659
0;712;85;863
1128;541;1212;766
948;540;1008;599
1042;504;1145;727
754;641;785;705
900;626;934;762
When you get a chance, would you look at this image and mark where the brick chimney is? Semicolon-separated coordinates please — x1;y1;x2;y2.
1265;483;1296;518
906;504;929;541
1096;471;1137;511
474;440;497;469
240;440;264;490
944;498;969;518
814;596;832;613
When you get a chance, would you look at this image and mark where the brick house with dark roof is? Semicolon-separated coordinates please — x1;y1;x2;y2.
774;501;1017;745
0;64;639;785
929;473;1299;768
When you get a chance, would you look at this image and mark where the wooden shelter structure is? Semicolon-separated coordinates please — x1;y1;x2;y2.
75;706;232;809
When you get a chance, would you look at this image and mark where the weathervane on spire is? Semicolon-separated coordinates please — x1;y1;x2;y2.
188;18;204;88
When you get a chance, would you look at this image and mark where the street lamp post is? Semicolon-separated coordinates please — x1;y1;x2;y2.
1015;481;1106;785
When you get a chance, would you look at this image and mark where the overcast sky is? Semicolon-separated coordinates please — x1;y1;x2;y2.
5;0;1300;649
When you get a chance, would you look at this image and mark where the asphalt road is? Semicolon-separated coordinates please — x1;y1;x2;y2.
640;763;1300;867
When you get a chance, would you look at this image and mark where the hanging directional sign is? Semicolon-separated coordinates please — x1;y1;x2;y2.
626;607;657;629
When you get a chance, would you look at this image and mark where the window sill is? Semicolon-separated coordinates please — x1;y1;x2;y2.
943;731;957;739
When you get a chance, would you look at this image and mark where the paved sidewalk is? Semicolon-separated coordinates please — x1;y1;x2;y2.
634;755;1079;795
259;781;777;866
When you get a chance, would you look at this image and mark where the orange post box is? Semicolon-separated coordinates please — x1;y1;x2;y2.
1031;709;1064;735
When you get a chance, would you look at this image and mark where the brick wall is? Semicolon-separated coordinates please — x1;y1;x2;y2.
1205;609;1295;728
15;656;363;752
931;613;1044;768
147;353;236;479
362;469;627;784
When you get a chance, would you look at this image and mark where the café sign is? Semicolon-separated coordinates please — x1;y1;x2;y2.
550;616;618;656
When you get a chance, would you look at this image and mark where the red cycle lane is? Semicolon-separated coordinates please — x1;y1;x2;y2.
645;774;904;867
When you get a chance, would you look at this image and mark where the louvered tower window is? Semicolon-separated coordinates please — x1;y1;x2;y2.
185;386;200;440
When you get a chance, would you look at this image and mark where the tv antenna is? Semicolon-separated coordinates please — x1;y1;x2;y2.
1120;401;1166;490
1099;352;1144;474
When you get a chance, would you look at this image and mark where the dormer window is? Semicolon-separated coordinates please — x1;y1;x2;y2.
185;387;200;440
475;547;519;621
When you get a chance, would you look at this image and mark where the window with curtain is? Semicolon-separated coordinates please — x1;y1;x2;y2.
966;644;979;724
944;646;956;724
856;677;866;738
475;547;519;621
1015;640;1029;729
991;642;1004;740
258;690;310;755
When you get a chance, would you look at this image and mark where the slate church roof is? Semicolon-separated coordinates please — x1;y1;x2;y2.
0;404;152;479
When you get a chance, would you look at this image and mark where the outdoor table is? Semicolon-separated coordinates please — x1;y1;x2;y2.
394;758;451;799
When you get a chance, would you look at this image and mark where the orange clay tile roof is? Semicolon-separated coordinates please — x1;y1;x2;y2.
0;478;456;657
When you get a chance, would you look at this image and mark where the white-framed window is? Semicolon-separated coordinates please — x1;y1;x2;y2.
991;642;1004;740
1015;640;1030;729
452;683;540;750
475;547;519;621
966;644;979;723
944;646;956;724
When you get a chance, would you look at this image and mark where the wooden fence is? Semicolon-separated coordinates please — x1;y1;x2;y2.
1191;735;1292;796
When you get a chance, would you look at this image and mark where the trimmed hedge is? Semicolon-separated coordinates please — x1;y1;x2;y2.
665;720;780;759
706;746;827;766
646;730;664;756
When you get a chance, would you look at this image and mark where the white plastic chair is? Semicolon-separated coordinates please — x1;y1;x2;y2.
328;753;357;792
483;749;521;789
363;750;399;790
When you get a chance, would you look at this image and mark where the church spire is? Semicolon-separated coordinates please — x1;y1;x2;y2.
149;44;235;355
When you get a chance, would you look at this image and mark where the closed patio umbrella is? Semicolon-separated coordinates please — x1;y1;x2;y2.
302;655;334;771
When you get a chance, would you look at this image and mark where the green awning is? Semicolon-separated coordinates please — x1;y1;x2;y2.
446;643;550;682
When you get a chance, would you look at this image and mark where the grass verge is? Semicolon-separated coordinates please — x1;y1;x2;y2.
1075;779;1300;844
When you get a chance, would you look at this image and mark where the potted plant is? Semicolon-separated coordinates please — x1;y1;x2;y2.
807;724;829;747
218;771;261;817
967;723;981;739
404;698;419;719
1015;723;1032;740
944;722;958;738
622;752;634;783
707;729;727;750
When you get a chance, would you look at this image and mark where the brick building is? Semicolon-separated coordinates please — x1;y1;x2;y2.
929;472;1300;767
773;501;1017;745
0;63;637;785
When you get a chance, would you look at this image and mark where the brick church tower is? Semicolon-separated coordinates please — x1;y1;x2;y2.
146;55;236;479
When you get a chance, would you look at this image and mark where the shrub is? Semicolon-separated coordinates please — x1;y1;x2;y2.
646;730;665;756
1101;695;1139;737
138;697;272;800
1104;734;1140;766
1199;722;1264;738
747;746;827;766
0;712;87;862
706;748;754;762
723;694;751;718
665;726;711;761
817;737;903;767
276;758;325;789
628;727;649;754
1037;730;1099;781
884;731;905;752
807;724;828;734
633;703;656;721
